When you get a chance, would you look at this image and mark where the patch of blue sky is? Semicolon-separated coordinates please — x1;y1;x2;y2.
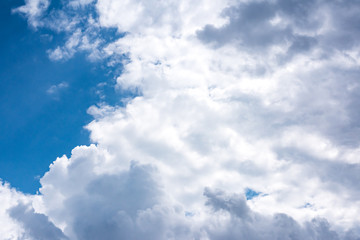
185;211;195;217
245;188;261;200
0;0;135;194
303;203;313;208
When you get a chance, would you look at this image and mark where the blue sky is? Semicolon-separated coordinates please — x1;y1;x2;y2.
0;0;121;193
1;0;360;239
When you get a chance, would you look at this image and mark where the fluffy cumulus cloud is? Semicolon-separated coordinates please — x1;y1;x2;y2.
4;0;360;239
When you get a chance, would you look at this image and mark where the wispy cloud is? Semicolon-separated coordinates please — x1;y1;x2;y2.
46;82;69;96
12;0;50;28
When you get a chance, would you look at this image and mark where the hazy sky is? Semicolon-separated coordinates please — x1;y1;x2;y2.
1;0;360;239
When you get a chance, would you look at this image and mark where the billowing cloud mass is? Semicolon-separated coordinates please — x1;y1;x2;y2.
4;0;360;239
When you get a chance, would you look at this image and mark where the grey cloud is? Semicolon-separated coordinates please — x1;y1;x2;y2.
284;67;360;147
204;188;250;219
85;162;161;217
279;34;318;63
64;162;162;239
197;1;292;50
276;147;360;200
8;203;68;240
276;0;319;29
322;0;360;50
197;0;318;54
197;0;360;58
7;185;360;240
204;188;359;240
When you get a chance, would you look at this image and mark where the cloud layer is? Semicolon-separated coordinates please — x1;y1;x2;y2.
4;0;360;239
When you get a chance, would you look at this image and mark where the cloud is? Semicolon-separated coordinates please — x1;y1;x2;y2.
197;0;360;61
12;0;50;28
4;0;360;239
0;182;33;239
46;82;69;98
202;188;348;240
68;0;95;8
37;146;196;239
9;203;68;240
196;0;318;55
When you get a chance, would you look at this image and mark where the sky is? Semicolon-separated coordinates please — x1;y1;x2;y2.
0;0;124;193
1;0;360;239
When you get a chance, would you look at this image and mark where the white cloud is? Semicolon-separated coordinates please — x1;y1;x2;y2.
46;82;69;96
0;182;45;240
4;0;360;239
68;0;95;8
12;0;50;28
